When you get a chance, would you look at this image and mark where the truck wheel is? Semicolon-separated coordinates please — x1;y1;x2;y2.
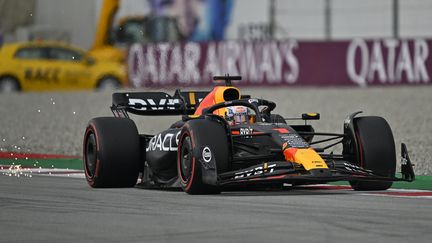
349;116;396;191
0;76;20;92
96;77;121;91
177;119;229;194
83;117;140;187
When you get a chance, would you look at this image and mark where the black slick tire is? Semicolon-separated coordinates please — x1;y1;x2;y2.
270;114;286;124
349;116;396;191
177;119;229;194
83;117;140;188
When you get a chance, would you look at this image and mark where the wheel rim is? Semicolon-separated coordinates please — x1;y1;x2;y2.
0;78;19;92
85;133;97;177
180;136;192;182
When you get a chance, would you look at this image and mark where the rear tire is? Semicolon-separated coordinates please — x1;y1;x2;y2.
83;117;140;188
349;116;396;191
0;76;20;93
177;119;229;194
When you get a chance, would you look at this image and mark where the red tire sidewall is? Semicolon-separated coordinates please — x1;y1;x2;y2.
83;123;100;187
177;129;196;192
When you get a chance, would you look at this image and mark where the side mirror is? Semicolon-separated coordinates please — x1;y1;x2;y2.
84;57;96;66
302;113;320;120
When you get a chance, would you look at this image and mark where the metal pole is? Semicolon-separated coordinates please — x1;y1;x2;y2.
393;0;399;38
324;0;331;40
269;0;276;39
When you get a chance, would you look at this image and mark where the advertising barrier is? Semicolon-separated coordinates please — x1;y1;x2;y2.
128;39;432;87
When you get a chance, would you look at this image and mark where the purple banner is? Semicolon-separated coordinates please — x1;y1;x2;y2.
127;39;432;87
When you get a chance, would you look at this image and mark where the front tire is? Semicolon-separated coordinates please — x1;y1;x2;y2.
349;116;396;191
96;77;121;91
177;119;229;194
83;117;140;188
270;114;286;124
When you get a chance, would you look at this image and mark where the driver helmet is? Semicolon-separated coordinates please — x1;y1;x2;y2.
225;106;249;125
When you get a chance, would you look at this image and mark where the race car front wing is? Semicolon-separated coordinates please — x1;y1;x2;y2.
217;143;415;186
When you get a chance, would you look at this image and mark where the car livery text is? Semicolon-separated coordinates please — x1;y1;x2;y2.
146;131;181;152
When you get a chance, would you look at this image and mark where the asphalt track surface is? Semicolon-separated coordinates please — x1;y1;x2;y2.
0;86;431;174
1;174;432;242
0;87;432;242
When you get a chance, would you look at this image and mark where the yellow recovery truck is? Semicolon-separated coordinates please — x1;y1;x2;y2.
88;0;181;63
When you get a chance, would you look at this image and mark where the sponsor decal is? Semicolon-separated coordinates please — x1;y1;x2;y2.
128;98;180;111
248;98;259;104
282;142;288;150
279;134;309;148
257;122;273;125
146;131;181;152
128;41;299;87
24;67;61;83
129;39;431;87
346;38;430;86
273;128;289;133
202;147;212;163
239;127;254;135
343;162;373;174
311;161;324;167
234;163;276;179
343;118;351;128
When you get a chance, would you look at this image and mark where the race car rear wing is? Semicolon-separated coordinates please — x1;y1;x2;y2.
111;89;210;117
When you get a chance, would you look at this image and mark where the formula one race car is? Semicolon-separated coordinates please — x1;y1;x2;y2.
83;75;415;194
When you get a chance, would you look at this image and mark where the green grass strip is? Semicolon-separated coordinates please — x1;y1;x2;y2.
1;158;431;190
